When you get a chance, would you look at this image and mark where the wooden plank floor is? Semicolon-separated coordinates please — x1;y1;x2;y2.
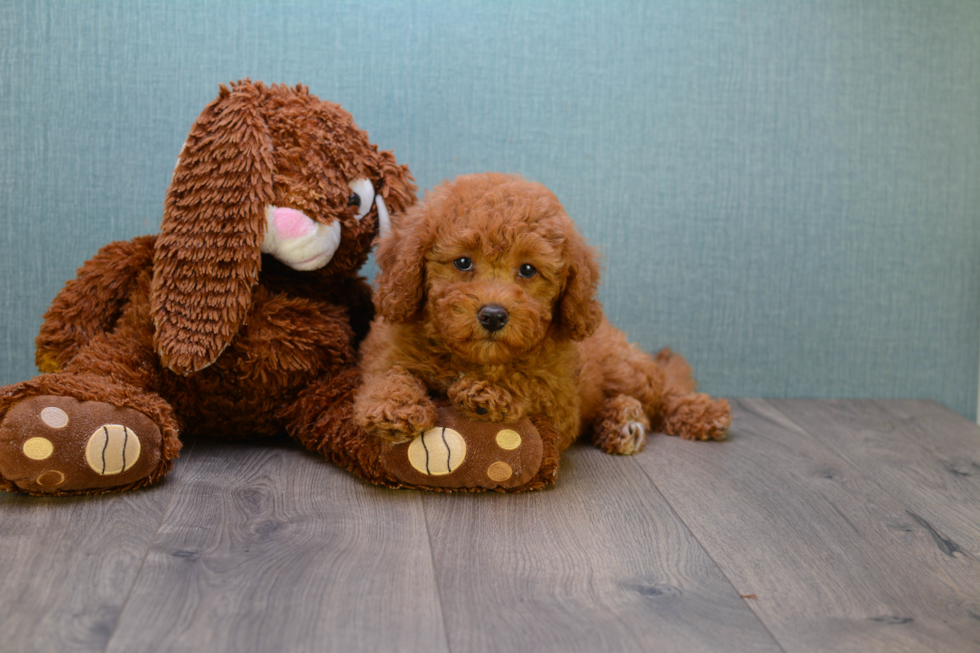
2;400;978;653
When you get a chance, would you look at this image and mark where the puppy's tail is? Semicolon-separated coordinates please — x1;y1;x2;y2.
653;348;697;396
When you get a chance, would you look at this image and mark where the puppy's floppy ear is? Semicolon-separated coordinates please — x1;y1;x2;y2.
151;81;274;375
373;205;427;323
556;227;603;341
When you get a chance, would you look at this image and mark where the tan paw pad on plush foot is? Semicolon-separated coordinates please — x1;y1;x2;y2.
380;406;543;490
407;427;467;476
0;396;161;494
85;425;142;475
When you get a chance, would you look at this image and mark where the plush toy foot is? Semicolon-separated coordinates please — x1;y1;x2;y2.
0;395;166;494
377;406;556;491
592;395;650;455
661;393;731;441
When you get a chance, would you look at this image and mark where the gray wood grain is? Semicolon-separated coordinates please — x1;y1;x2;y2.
7;400;978;653
103;438;448;653
772;399;980;558
0;445;191;653
421;443;783;653
635;399;980;652
875;400;980;492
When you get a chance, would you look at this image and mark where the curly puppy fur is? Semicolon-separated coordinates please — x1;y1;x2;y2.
0;81;416;494
355;173;730;456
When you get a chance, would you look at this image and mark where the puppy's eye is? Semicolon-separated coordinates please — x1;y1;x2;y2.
518;263;537;278
347;178;375;221
453;257;474;271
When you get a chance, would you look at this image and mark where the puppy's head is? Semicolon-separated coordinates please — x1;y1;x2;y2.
375;173;601;365
152;80;416;375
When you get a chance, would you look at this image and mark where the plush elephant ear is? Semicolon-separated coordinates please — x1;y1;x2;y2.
375;149;417;215
151;82;275;375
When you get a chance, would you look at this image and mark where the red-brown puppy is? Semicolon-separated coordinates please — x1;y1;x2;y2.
355;173;730;455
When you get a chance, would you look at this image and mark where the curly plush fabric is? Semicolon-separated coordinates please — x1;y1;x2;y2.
0;81;417;495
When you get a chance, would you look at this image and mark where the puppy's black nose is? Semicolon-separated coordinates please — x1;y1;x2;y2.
477;305;509;332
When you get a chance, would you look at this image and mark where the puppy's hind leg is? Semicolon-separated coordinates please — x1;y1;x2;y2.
652;348;731;441
580;321;662;454
591;395;650;455
658;391;731;441
583;322;730;445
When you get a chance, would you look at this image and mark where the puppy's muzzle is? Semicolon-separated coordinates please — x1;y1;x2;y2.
477;305;509;333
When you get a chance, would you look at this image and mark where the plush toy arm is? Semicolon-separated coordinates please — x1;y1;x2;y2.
35;235;156;373
288;371;566;493
232;290;359;382
343;276;375;346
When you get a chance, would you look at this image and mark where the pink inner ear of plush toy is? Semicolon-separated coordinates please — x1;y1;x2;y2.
273;207;315;240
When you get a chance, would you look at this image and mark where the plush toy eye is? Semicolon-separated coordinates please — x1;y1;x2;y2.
454;257;474;271
347;178;375;221
518;263;537;278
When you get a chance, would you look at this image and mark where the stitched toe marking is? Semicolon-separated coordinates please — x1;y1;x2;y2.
487;461;513;482
23;437;55;460
85;425;141;475
36;470;65;487
39;407;69;429
495;429;522;450
407;427;466;476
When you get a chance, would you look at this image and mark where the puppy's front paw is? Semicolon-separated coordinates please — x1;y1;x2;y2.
448;378;525;422
355;397;438;444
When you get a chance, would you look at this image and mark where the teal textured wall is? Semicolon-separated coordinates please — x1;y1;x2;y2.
2;1;978;417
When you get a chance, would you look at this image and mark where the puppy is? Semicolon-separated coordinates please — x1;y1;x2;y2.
355;173;730;456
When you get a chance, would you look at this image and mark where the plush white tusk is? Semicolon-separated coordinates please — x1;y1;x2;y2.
375;194;391;240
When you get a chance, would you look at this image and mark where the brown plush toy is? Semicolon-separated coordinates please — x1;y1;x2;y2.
0;81;419;495
0;83;722;496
